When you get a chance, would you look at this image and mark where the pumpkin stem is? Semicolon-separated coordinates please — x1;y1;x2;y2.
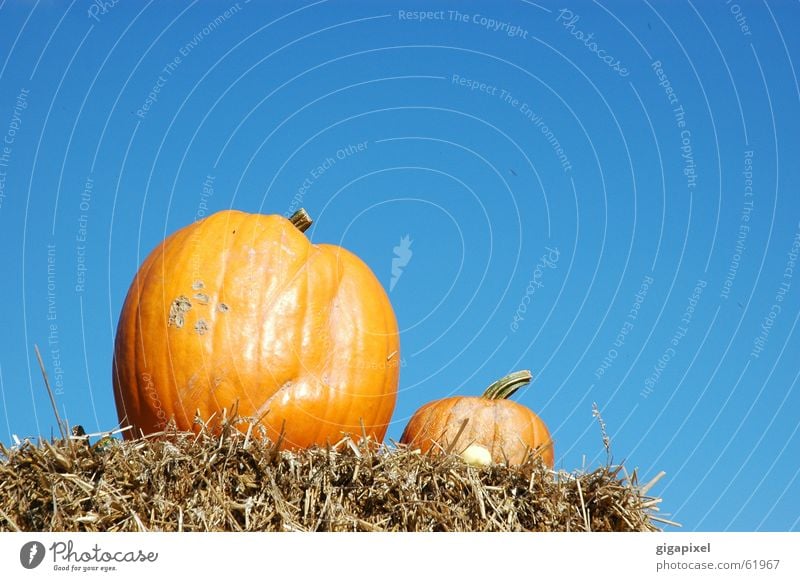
482;370;532;400
290;208;313;233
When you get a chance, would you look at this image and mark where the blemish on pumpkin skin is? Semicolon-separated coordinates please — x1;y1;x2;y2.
168;295;192;328
194;292;210;304
192;280;204;290
194;319;209;335
217;303;230;313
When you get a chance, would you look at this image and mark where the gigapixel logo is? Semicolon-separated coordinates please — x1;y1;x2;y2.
19;541;46;569
390;235;413;292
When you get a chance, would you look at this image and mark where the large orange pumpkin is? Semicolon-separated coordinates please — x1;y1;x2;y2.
399;370;554;467
113;209;400;448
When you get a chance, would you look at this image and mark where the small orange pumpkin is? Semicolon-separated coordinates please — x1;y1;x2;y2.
113;209;400;448
399;370;554;467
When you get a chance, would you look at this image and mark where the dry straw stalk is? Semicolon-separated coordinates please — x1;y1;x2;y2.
0;416;668;532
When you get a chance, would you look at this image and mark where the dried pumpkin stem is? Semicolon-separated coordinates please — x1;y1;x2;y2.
289;208;312;233
482;370;532;400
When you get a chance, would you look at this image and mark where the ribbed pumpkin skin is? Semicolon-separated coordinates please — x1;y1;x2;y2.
113;210;400;448
400;396;554;467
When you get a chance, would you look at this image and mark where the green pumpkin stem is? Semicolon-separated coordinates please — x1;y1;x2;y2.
482;370;533;400
290;208;313;233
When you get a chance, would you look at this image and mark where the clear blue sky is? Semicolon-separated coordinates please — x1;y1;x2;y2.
1;0;798;532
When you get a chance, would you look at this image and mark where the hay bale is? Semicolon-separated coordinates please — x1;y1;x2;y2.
0;420;668;532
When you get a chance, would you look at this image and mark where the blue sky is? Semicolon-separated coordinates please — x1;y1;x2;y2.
1;0;799;532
